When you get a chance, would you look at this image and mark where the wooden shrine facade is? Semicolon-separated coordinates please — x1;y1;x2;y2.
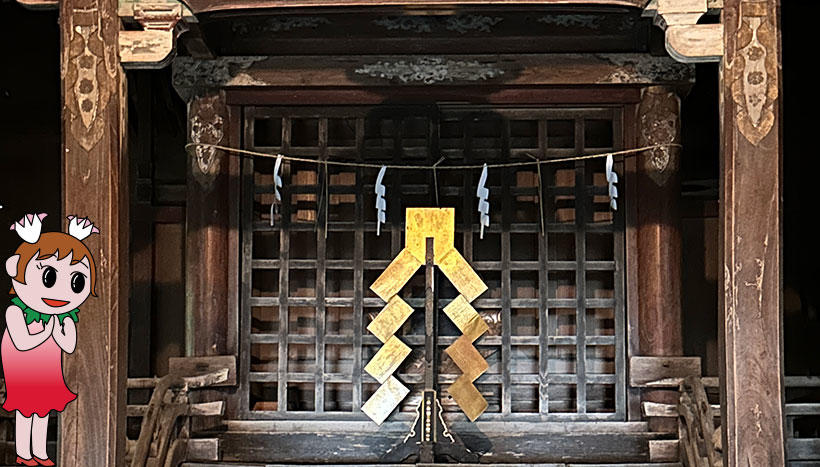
19;0;784;465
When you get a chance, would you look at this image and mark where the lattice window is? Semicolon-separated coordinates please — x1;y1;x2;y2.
240;105;625;421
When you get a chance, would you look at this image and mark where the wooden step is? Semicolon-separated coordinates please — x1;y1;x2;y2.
183;463;684;467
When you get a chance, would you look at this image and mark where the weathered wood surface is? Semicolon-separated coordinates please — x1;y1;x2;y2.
129;369;228;467
172;54;693;97
629;356;701;388
217;431;662;464
169;355;237;387
184;0;646;14
646;0;724;63
664;24;723;63
718;0;784;465
636;86;683;358
15;0;57;9
678;376;720;467
185;91;236;357
227;87;643;107
649;439;680;462
635;85;684;431
119;3;182;68
642;401;720;418
59;0;129;466
182;464;685;467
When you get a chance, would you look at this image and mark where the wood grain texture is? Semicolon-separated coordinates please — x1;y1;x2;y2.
217;430;658;464
719;0;785;465
168;355;237;386
185;91;234;357
184;0;646;14
629;356;701;387
636;86;683;359
60;0;129;465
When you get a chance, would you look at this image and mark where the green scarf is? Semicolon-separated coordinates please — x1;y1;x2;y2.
11;296;79;326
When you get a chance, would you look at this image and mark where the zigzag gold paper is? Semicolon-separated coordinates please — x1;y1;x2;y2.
449;376;488;422
362;208;489;424
370;248;422;301
405;207;455;263
443;294;490;420
438;249;488;302
364;335;412;384
361;375;410;425
367;295;414;344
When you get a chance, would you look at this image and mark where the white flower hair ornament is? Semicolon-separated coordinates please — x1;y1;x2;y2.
9;213;47;244
67;215;101;241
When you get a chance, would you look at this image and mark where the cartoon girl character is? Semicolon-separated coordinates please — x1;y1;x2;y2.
1;214;98;466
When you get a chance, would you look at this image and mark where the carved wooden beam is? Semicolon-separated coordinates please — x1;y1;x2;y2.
119;3;183;69
172;53;694;102
644;0;724;63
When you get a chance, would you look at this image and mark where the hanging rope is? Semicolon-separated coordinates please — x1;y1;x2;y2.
185;142;682;170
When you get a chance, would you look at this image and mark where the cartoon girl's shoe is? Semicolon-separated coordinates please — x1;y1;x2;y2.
33;457;55;466
15;456;38;466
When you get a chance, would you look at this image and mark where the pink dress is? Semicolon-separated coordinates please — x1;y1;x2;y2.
1;318;76;417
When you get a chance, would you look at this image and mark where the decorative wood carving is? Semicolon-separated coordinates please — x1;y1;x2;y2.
537;14;600;28
354;57;505;84
638;87;681;186
445;15;503;33
184;91;234;360
719;0;784;464
189;94;226;187
373;16;434;32
232;16;331;35
372;15;502;33
170;54;693;90
728;0;779;145
63;1;119;152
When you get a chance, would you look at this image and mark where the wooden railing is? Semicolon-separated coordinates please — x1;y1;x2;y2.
125;368;228;467
785;376;820;464
630;357;820;465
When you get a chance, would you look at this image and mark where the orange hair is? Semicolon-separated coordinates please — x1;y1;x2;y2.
9;232;97;297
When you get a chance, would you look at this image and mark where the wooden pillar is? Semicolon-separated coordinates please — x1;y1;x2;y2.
59;0;128;465
636;86;683;430
636;85;684;358
184;90;234;357
719;0;784;464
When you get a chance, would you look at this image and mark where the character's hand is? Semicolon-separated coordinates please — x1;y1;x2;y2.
51;316;77;353
44;317;56;335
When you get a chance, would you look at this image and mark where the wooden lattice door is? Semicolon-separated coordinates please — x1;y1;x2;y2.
238;102;627;462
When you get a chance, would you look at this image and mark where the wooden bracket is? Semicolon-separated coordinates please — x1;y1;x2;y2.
15;0;58;10
119;3;183;69
644;0;724;63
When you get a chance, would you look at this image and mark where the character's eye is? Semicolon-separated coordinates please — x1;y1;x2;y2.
70;273;86;294
42;266;57;288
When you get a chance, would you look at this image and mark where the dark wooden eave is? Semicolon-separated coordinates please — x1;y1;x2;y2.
183;0;647;15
